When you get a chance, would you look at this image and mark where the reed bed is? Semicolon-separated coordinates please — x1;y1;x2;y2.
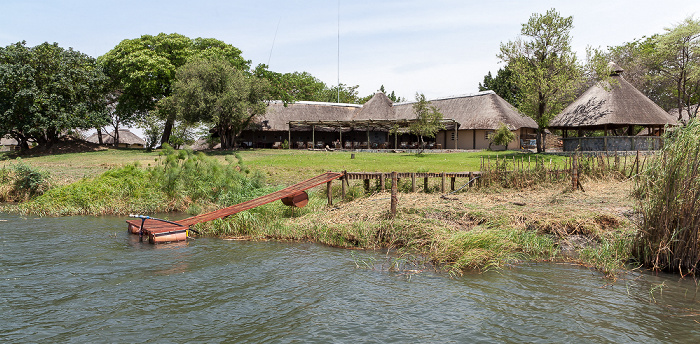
634;120;700;275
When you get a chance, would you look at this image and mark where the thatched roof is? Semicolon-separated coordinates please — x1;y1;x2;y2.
550;65;676;130
1;135;18;146
251;91;535;132
668;104;699;123
394;91;537;130
256;100;361;131
86;129;145;145
353;92;396;120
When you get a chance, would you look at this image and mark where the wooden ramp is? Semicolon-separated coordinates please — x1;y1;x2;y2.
127;172;343;243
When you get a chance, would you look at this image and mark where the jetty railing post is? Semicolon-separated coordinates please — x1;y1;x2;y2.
411;173;416;192
441;173;446;193
391;171;398;217
327;180;333;206
341;170;347;200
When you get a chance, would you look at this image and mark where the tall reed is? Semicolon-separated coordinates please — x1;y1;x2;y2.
633;119;700;275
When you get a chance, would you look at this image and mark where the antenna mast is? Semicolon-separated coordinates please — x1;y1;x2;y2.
337;0;340;103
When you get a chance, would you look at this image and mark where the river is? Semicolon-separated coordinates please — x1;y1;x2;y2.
1;213;698;343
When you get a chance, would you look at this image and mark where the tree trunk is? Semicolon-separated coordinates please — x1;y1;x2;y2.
97;128;104;145
160;114;175;147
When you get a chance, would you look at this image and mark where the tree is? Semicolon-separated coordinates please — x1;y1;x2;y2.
488;123;516;150
409;93;444;152
167;57;270;150
98;33;250;146
478;65;521;108
253;64;327;103
498;9;583;152
652;17;700;122
0;41;109;150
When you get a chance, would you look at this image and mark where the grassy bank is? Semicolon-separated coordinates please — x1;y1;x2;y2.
191;177;636;276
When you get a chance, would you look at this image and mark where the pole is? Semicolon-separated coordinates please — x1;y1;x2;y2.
391;171;397;217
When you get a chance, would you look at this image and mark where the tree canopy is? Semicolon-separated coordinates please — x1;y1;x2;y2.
652;17;700;122
498;8;582;152
166;57;270;150
0;41;108;150
98;33;250;145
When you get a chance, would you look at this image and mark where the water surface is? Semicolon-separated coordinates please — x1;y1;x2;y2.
1;213;698;343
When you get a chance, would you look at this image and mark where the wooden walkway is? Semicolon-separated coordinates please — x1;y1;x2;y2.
127;172;343;243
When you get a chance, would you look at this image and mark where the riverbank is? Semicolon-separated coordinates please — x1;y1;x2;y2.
194;176;636;276
1;147;636;275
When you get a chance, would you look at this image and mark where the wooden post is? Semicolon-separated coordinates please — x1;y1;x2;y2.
391;172;398;217
364;179;370;192
441;173;446;193
312;125;316;149
451;176;456;191
380;173;385;191
411;173;416;192
572;154;578;190
341;170;347;200
424;176;429;192
288;126;292;150
327;180;333;206
468;172;474;188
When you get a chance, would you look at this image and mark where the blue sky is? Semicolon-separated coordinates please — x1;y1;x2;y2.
2;0;699;101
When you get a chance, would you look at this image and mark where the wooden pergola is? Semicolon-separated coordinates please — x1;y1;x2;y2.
287;118;460;149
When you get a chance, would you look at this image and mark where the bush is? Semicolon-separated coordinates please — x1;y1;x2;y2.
0;159;50;201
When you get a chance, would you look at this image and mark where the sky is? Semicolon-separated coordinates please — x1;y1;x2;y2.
2;0;700;101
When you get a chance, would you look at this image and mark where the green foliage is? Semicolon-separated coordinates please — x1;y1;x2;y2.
15;144;269;215
478;65;521;107
498;8;583;152
651;16;700;122
488;123;516;149
167;56;270;149
0;159;50;201
0;41;109;150
409;93;444;151
633;118;700;275
98;33;250;145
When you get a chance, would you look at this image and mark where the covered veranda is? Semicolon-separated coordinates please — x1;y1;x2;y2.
287;119;460;150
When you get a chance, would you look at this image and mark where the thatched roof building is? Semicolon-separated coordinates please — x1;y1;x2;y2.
550;63;676;151
668;104;699;123
550;63;676;131
240;91;537;150
394;91;536;130
86;129;146;148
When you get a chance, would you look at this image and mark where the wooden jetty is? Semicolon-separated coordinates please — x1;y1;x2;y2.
126;172;343;244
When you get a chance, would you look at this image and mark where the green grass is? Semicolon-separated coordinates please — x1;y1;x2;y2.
1;148;570;186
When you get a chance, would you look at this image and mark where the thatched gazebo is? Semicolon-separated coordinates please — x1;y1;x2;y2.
549;63;677;151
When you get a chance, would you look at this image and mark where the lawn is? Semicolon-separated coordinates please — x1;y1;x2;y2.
1;148;570;186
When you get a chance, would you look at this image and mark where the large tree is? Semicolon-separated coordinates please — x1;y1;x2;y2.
0;41;108;150
167;57;270;150
652;17;700;122
498;9;582;152
98;33;249;146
